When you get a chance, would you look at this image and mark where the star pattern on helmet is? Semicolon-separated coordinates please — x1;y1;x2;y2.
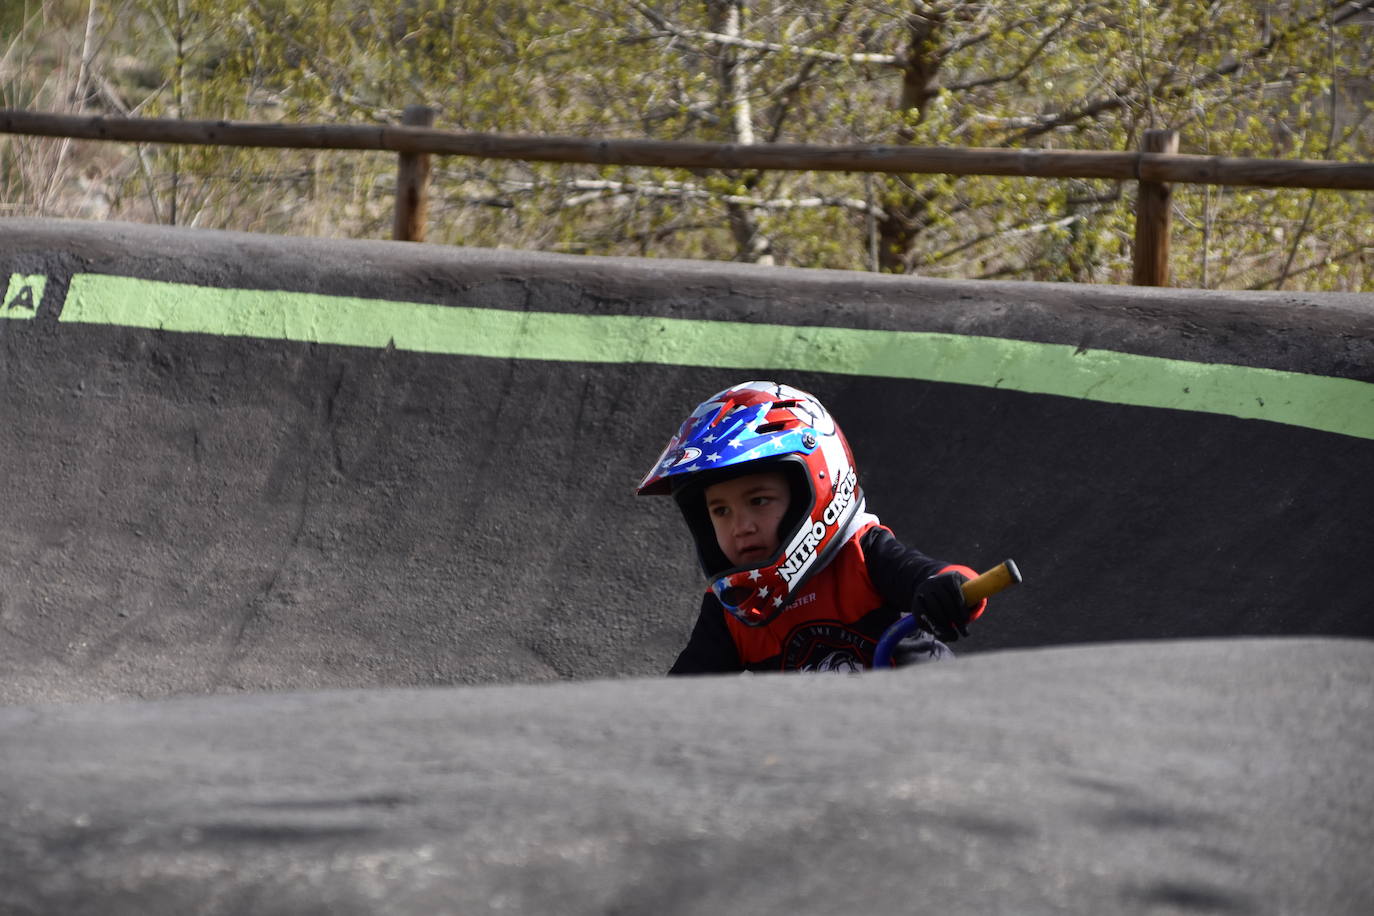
655;398;816;494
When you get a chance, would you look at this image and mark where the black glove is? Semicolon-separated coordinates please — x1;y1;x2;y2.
890;630;956;666
912;572;972;643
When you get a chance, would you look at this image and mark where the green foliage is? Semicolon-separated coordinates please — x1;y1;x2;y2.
5;0;1372;290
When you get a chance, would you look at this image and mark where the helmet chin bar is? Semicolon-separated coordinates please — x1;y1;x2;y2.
711;572;785;626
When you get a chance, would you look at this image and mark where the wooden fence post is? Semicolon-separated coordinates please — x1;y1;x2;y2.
1132;129;1179;286
393;104;436;242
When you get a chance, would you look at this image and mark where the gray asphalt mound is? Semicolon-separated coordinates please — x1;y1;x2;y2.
2;219;1372;913
3;638;1371;916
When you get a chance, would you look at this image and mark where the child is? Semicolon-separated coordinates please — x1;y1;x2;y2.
638;380;987;674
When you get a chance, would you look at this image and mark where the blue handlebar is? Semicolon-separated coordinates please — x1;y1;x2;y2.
872;614;925;669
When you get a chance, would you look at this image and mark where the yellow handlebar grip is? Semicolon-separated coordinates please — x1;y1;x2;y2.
961;559;1023;606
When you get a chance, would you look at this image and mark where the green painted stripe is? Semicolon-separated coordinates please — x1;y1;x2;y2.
63;273;1374;441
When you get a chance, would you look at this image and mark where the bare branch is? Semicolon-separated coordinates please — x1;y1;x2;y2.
939;29;994;58
928;194;1121;269
1276;13;1341;290
762;1;859;143
545;176;883;218
1251;245;1365;290
943;7;1081;93
1006;0;1356;144
625;0;899;67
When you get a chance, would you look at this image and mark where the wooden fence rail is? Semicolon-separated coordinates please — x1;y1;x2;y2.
5;108;1372;285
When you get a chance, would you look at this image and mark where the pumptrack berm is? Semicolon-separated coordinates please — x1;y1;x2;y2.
1;218;1371;914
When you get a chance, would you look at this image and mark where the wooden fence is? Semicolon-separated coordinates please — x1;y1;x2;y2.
5;108;1373;286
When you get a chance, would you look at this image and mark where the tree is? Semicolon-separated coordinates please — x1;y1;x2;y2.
601;0;1373;287
5;0;1372;290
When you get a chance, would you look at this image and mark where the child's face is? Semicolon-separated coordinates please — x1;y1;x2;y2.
704;470;792;569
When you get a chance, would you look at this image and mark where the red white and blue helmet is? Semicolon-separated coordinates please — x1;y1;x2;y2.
637;381;866;627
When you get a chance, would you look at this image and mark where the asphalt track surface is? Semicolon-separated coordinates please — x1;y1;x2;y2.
2;219;1372;913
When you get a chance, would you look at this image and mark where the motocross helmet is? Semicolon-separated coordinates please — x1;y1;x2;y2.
638;381;866;627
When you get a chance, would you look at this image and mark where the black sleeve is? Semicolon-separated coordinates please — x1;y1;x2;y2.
667;592;743;675
861;527;951;613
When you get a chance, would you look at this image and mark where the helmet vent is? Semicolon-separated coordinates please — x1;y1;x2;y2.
756;421;791;434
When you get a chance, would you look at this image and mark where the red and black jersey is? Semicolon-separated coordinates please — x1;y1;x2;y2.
668;524;963;674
